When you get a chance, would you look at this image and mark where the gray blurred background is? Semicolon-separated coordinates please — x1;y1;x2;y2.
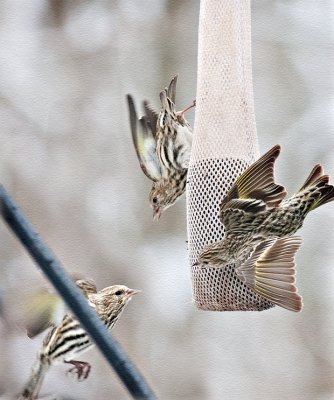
0;1;333;399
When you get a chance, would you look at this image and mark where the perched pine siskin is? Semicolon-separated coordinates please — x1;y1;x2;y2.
18;280;140;400
197;145;334;311
127;75;195;219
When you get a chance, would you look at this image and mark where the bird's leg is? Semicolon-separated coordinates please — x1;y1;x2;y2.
176;99;196;118
65;360;91;381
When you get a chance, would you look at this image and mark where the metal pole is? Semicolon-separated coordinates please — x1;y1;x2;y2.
0;185;156;400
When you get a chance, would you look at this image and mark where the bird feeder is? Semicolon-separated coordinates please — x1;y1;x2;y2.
187;0;275;311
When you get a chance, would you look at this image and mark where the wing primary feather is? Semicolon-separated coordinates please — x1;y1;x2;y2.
126;94;161;182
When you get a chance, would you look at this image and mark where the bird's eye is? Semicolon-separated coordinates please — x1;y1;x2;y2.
152;197;158;204
115;290;124;296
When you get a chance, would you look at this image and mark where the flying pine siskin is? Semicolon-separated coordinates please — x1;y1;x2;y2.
18;279;140;400
127;76;195;219
197;145;334;312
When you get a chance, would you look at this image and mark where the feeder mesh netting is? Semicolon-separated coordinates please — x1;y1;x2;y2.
187;0;275;311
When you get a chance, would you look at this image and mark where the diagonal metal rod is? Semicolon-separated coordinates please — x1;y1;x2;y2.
0;185;156;400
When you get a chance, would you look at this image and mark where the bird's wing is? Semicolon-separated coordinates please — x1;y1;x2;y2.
76;279;98;297
22;280;96;338
220;145;287;214
220;198;267;233
21;290;65;339
143;100;158;138
236;236;303;312
127;94;161;182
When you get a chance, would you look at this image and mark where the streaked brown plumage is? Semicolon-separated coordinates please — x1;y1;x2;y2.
197;145;334;311
18;280;140;400
127;76;195;219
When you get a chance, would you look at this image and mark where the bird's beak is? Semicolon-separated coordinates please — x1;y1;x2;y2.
153;207;161;220
126;289;141;299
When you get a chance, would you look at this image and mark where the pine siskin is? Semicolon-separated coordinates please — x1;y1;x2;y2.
127;75;195;219
18;280;140;400
196;145;334;311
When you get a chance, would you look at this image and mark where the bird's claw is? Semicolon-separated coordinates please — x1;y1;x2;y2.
65;360;91;381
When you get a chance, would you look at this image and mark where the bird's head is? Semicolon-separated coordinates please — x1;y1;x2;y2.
149;180;177;220
95;285;141;308
195;243;227;268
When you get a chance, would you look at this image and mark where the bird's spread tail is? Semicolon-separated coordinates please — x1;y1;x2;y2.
298;164;334;211
298;164;325;192
17;357;49;400
159;89;176;117
236;237;303;312
310;183;334;211
159;76;178;113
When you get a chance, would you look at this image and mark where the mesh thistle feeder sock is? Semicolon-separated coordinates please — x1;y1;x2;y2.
187;0;274;311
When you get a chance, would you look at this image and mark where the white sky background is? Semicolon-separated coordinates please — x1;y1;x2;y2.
0;1;333;399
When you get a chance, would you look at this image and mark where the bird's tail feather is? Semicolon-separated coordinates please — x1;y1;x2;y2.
17;357;49;400
298;164;334;211
167;75;178;104
309;184;334;211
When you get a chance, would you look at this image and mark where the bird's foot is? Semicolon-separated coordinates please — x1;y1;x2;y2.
65;360;91;381
177;99;196;118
